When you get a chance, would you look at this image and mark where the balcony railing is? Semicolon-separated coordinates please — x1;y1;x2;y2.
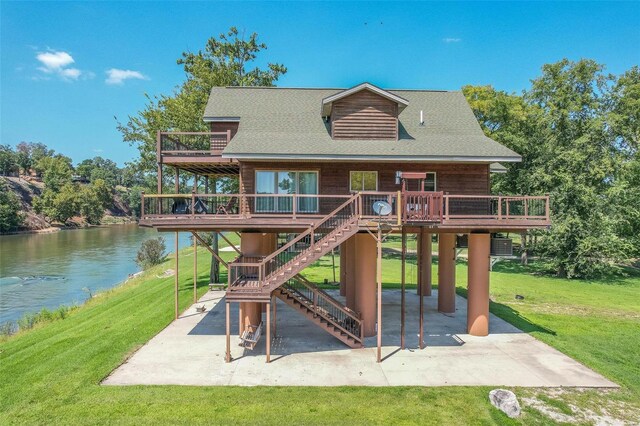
140;191;550;227
156;131;231;159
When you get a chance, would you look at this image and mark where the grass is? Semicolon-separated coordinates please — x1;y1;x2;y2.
1;237;639;424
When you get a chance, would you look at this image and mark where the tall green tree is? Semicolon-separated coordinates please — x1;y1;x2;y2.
465;59;638;278
118;27;286;283
0;145;18;176
0;180;24;232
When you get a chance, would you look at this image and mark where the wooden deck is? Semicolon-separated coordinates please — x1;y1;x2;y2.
140;191;551;233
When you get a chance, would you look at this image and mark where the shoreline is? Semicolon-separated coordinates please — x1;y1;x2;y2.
0;219;138;236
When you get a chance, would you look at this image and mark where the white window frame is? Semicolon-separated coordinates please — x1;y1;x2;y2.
254;170;319;213
350;171;378;192
425;172;437;191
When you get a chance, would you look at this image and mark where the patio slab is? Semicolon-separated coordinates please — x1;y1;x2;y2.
103;289;617;387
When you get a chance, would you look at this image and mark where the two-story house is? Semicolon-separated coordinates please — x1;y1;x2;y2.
140;82;550;363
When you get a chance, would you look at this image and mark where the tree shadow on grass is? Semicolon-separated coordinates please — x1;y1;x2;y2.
456;287;557;336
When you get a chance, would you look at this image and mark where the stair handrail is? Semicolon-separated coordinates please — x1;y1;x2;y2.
294;274;362;320
256;193;360;283
283;276;363;343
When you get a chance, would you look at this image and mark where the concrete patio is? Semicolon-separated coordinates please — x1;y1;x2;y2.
103;289;617;387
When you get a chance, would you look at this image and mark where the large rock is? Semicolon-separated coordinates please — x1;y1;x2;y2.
489;389;521;418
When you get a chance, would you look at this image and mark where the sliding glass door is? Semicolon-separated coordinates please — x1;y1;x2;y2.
255;171;318;213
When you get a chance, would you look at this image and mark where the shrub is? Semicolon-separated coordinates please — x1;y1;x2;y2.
136;237;166;269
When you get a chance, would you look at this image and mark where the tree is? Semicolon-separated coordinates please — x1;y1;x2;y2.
136;237;167;269
118;27;287;175
0;145;18;176
35;155;73;192
0;180;23;232
15;142;54;175
464;59;638;278
119;27;286;284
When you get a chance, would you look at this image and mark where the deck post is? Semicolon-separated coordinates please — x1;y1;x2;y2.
417;229;432;296
193;235;198;304
272;294;277;337
401;226;406;350
419;234;424;349
437;233;456;314
266;300;271;363
175;231;179;320
467;233;491;336
225;301;231;362
376;227;382;363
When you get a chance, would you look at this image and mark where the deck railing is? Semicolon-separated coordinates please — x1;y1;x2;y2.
156;131;230;159
442;195;550;223
140;192;550;226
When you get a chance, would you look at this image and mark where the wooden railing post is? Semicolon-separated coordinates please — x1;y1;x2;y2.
156;131;161;163
292;194;297;219
397;191;402;226
498;196;502;221
141;192;145;217
444;193;450;220
545;195;550;222
191;190;196;219
312;291;318;317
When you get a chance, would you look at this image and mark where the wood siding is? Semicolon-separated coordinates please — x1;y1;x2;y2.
209;121;239;139
331;90;398;140
240;162;490;196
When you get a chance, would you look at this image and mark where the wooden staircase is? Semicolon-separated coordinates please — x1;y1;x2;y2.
226;194;360;302
274;275;363;348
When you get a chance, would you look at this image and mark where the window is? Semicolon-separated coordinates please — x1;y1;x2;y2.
255;171;318;213
350;171;378;192
425;172;436;191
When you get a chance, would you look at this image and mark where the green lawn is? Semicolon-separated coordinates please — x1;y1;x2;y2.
1;238;639;424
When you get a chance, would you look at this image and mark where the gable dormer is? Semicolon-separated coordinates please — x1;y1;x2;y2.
322;83;409;140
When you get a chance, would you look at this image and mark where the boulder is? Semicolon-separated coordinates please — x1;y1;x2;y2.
489;389;521;418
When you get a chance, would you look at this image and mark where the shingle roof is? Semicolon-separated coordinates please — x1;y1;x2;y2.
204;86;521;162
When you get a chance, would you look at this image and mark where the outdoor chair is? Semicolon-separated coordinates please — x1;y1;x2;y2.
171;198;190;215
192;198;208;214
216;197;238;215
239;322;263;350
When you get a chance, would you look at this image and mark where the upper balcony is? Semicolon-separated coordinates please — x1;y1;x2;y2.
139;191;551;233
157;131;239;175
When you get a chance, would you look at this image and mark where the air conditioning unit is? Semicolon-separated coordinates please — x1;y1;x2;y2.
491;238;513;256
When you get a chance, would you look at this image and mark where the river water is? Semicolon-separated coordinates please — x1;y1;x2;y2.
0;224;191;324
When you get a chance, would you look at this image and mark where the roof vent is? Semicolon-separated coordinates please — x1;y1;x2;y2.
420;110;425;126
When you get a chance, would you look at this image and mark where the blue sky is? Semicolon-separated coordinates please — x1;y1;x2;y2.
1;1;639;166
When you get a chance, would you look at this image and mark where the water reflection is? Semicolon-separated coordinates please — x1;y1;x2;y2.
0;225;191;323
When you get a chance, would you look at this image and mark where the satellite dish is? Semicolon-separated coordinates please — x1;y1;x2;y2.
372;201;392;216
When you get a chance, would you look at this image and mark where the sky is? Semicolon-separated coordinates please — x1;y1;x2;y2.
1;1;639;166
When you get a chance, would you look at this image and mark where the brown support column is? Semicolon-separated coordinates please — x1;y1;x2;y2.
376;228;382;363
266;299;271;363
193;236;198;304
345;236;357;310
438;233;456;314
239;233;277;333
225;301;231;362
174;231;179;320
238;305;244;336
401;226;406;350
272;295;277;338
417;230;432;296
467;233;490;336
339;242;347;297
354;233;376;337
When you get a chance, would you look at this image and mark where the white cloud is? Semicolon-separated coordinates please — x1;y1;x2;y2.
443;38;462;43
105;68;148;85
35;50;91;81
36;51;74;71
60;68;82;80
